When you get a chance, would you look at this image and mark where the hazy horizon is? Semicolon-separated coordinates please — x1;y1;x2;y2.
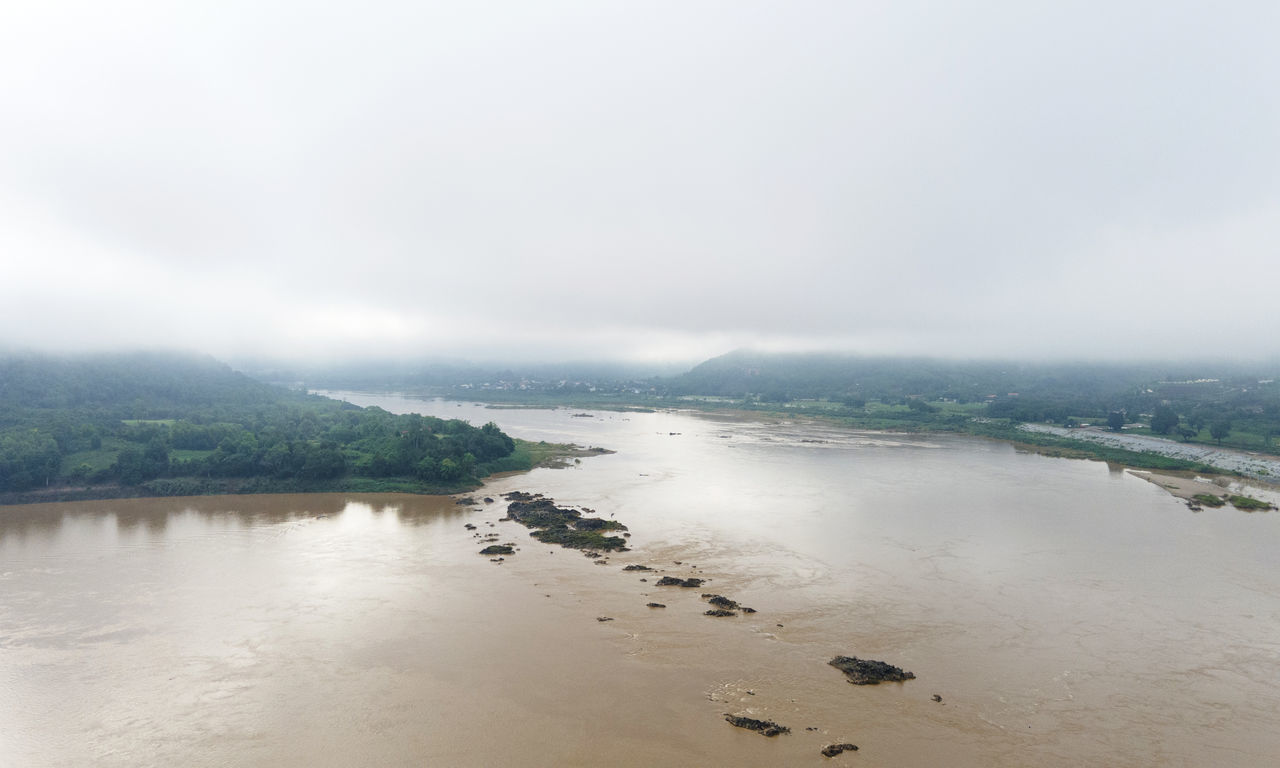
3;2;1277;364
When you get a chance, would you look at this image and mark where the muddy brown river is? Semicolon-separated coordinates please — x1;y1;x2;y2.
3;395;1279;766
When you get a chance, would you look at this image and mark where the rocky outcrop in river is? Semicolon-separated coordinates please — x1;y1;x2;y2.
501;491;629;551
821;743;858;757
655;576;704;588
829;656;915;685
724;714;790;737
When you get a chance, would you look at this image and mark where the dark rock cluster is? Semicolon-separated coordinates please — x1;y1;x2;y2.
502;491;629;552
655;576;704;588
828;656;915;685
821;743;858;757
724;714;790;737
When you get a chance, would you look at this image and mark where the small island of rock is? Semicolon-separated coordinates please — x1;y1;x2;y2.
829;655;915;685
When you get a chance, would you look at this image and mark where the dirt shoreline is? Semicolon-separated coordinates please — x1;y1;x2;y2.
1127;469;1280;507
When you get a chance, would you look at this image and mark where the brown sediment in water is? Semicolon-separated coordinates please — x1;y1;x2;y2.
10;399;1280;768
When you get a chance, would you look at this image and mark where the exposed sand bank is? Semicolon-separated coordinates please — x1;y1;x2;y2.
1128;470;1280;509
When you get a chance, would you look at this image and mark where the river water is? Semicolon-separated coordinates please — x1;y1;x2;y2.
3;395;1279;767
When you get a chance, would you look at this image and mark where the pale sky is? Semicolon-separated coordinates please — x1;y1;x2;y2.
2;1;1277;364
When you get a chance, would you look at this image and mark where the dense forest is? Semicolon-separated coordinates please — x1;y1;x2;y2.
0;352;522;501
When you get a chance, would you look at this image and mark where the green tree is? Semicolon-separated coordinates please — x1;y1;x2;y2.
143;437;170;477
0;429;61;491
1210;420;1231;445
1107;411;1125;431
68;463;93;483
300;441;345;479
437;457;461;481
114;446;147;485
1151;405;1179;435
414;456;439;481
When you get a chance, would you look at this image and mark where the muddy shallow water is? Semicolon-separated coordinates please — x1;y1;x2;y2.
3;396;1279;767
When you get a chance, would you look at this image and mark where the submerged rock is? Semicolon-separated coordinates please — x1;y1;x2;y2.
821;743;858;758
724;714;789;737
704;609;737;617
829;656;915;685
646;602;666;608
622;564;653;571
479;544;514;556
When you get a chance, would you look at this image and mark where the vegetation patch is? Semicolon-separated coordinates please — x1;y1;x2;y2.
1192;494;1226;507
1228;495;1274;511
530;527;627;549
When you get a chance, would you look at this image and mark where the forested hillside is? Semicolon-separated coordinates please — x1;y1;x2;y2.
0;352;519;501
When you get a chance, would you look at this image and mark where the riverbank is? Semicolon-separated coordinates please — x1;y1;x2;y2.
1019;423;1280;480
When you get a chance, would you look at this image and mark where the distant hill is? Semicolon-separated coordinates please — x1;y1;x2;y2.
667;350;1165;403
0;351;287;417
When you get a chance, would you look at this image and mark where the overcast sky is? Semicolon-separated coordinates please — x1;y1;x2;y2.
2;1;1277;365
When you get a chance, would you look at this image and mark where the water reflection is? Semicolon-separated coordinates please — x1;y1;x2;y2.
0;493;469;544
